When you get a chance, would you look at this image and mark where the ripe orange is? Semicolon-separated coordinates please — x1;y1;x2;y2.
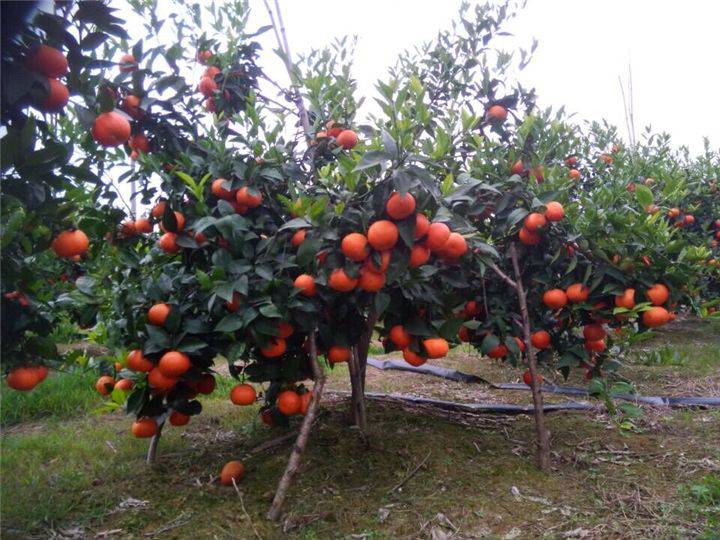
230;383;257;405
92;112;131;147
565;156;578;166
293;274;317;296
486;104;507;122
211;178;234;200
542;289;568;309
33;365;49;382
530;330;551;349
358;268;386;292
236;187;262;208
524;212;547;231
642;306;670;328
614;288;635;309
367;220;399;251
148;303;171;326
684;215;695;225
514;337;526;352
38;78;69;112
148;368;177;390
169;411;190;426
127;349;153;372
409;244;430;268
646;283;669;306
278;322;294;338
119;53;137;72
441;233;467;258
129;134;150;153
51;229;89;258
159;351;191;377
336;130;358;149
158;232;179;253
205;97;217;112
518;227;540;245
426;222;450;251
198;76;217;96
95;375;115;395
583;324;606;342
135;218;152;233
390;325;412;349
458;326;471;342
299;391;313;415
511;160;524;174
204;65;221;78
568;169;580;180
160;211;185;232
341;233;370;261
423;337;449;359
544;202;564;222
120;220;137;237
277;390;301;415
328;345;352;363
584;339;606;353
487;344;508;358
364;250;391;273
386;192;416;220
115;378;134;391
131;417;157;438
599;153;613;164
328;268;358;292
26;45;68;78
532;165;544;183
6;367;40;391
197;374;216;394
566;283;589;303
260;337;286;358
522;370;543;386
151;200;167;219
225;292;242;312
220;461;245;485
464;301;481;317
414;213;430;239
402;348;426;366
291;229;306;246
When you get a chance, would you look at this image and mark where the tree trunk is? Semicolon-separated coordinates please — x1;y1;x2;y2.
267;332;326;521
146;418;165;464
509;244;551;471
348;347;367;434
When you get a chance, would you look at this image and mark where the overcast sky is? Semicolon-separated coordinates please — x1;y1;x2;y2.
248;0;720;154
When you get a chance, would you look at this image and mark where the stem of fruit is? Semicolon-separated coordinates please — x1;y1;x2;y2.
267;331;326;521
508;243;551;472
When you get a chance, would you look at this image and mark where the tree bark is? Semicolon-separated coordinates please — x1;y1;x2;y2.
146;417;165;464
348;346;367;434
267;332;326;521
508;243;551;471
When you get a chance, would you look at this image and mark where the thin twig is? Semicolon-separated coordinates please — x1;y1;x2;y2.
233;479;262;540
488;261;517;289
388;450;432;494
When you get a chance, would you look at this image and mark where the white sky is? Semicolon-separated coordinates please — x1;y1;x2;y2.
248;0;720;154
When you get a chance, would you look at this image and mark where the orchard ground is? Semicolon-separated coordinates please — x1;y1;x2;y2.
1;318;719;539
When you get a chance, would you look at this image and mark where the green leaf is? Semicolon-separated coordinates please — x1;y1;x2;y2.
635;184;653;208
214;313;244;333
480;334;500;355
438;318;463;341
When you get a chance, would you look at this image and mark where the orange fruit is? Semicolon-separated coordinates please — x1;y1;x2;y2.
151;201;167;219
487;344;508;358
364;250;391;273
328;268;358;292
544;202;564;222
583;324;606;342
131;417;157;438
518;227;540;245
409;244;430;268
530;330;551;349
197;374;216;394
614;288;635;309
169;411;190;426
600;154;613;164
230;383;257;405
646;283;669;306
566;283;589;303
211;178;234;200
389;325;411;349
147;303;171;326
51;229;89;258
38;78;69;112
120;220;137;237
532;165;545;183
236;187;262;208
26;45;68;78
341;233;370;261
129;134;150;153
542;289;568;310
224;292;242;312
565;156;578;166
642;306;670;328
423;337;449;359
92;112;131;147
115;378;134;391
568;169;580;180
511;160;524;174
291;229;306;246
127;349;153;372
523;370;543;386
414;213;430;239
358;268;385;292
147;368;177;390
426;222;450;251
6;367;40;391
158;351;191;377
486;104;507;122
336;130;358;149
260;337;286;358
278;322;294;338
441;232;467;258
220;461;245;485
118;53;137;72
205;98;216;112
458;326;471;342
33;365;49;382
684;215;695;225
293;274;317;296
277;390;301;415
524;212;547;231
204;65;221;78
464;301;481;317
514;337;526;352
328;345;352;363
159;211;185;232
95;375;115;395
402;348;426;366
198;76;217;97
386;192;416;220
135;218;152;233
584;339;606;353
196;50;212;63
158;232;179;253
299;391;313;415
367;220;399;251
